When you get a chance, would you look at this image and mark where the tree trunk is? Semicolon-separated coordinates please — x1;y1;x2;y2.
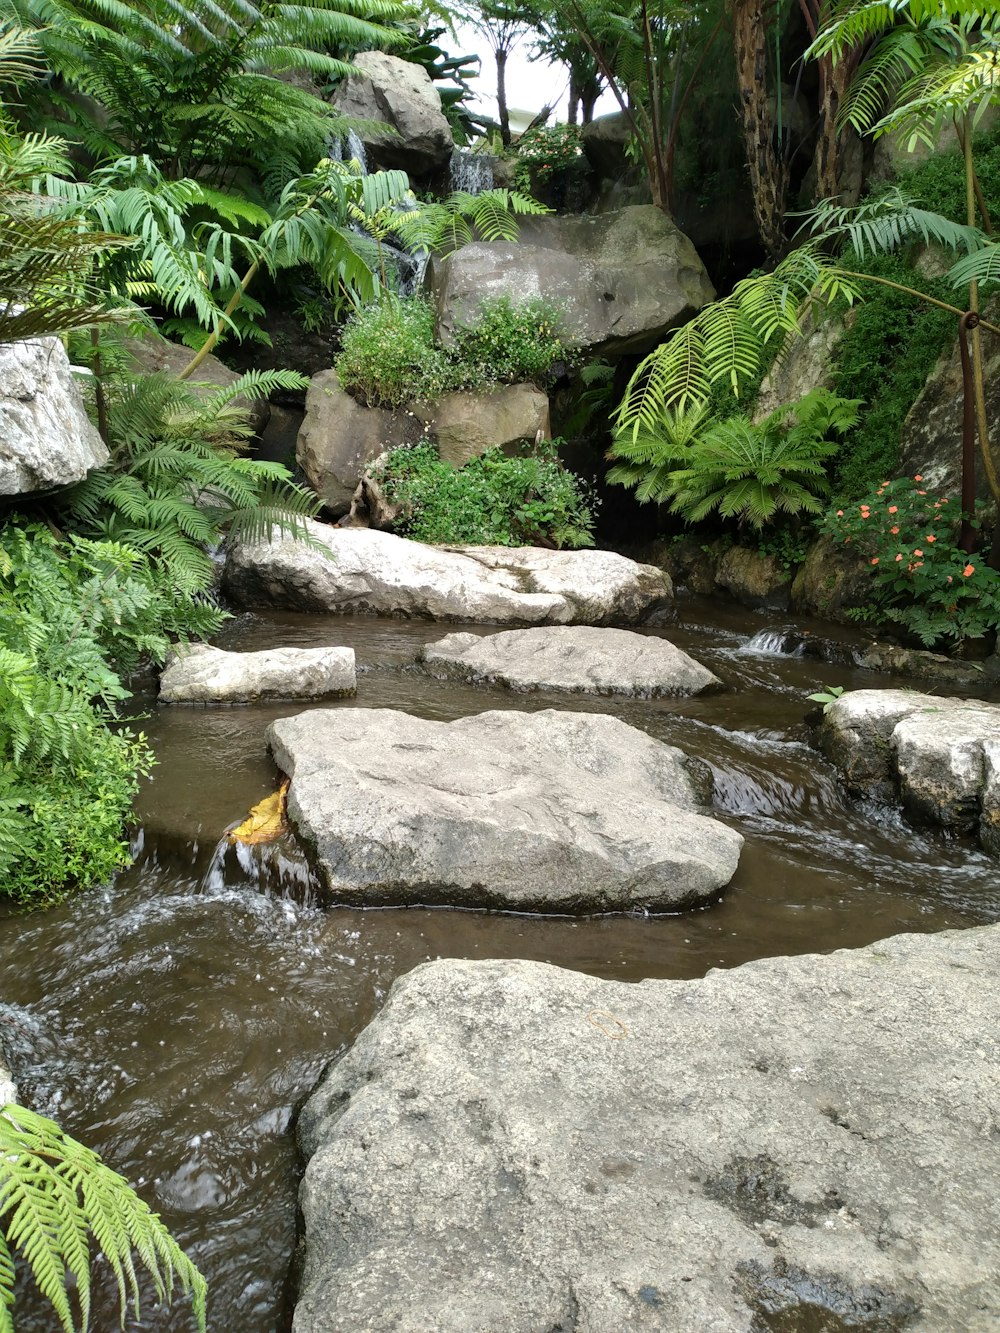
732;0;786;261
497;48;511;147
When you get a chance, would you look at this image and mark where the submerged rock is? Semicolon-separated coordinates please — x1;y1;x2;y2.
820;688;1000;855
419;625;720;696
223;523;673;625
159;643;356;704
268;706;742;912
295;925;1000;1332
0;337;108;497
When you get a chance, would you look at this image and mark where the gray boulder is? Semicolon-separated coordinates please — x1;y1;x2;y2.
159;643;355;704
295;926;1000;1332
820;688;1000;855
125;335;270;434
332;51;453;177
0;337;108;497
414;383;550;468
269;706;741;912
420;625;720;696
580;111;632;180
753;307;850;422
790;533;875;623
714;545;792;611
224;523;673;625
297;371;424;515
428;206;715;360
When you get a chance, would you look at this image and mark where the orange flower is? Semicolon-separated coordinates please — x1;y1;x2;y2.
887;505;898;514
926;534;936;543
836;509;844;517
890;525;899;535
963;563;975;577
913;549;923;557
871;557;879;565
914;474;923;482
895;553;903;561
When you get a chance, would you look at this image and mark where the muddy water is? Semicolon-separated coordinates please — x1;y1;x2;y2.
2;599;998;1331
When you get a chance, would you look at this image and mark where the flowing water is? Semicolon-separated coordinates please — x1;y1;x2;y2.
2;598;998;1331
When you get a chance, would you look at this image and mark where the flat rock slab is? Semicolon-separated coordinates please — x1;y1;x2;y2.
159;643;356;703
820;688;1000;856
268;707;741;912
295;926;1000;1333
419;625;721;696
224;523;672;625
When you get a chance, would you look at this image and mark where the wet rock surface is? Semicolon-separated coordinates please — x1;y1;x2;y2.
159;643;356;703
419;625;720;696
269;706;741;912
820;688;1000;855
295;925;1000;1332
224;523;673;624
0;337;108;496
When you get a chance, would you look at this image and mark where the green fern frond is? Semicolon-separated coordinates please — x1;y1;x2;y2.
0;1103;206;1333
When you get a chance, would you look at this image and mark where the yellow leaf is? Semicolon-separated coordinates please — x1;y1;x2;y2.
228;779;289;845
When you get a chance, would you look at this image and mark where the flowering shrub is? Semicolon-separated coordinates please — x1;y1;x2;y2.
822;476;1000;648
513;123;585;193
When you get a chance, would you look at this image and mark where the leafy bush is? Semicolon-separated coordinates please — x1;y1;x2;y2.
0;1101;206;1332
513;123;585;192
0;525;155;905
607;389;861;528
334;297;453;407
822;475;1000;648
335;295;567;408
373;441;595;548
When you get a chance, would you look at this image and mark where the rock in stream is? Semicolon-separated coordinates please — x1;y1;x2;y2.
820;689;1000;856
294;925;1000;1332
159;643;356;704
268;707;741;912
224;524;673;624
419;625;720;696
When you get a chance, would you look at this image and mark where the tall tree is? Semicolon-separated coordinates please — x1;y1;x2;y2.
457;0;529;146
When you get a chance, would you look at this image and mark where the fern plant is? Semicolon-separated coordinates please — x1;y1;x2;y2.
5;0;407;184
0;1102;206;1332
61;368;321;612
608;388;862;528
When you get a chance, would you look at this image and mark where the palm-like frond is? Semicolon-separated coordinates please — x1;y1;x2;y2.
806;189;986;257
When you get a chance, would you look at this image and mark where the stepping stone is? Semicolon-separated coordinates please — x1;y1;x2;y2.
159;644;356;703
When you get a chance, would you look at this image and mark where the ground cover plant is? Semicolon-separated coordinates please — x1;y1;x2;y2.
372;440;595;548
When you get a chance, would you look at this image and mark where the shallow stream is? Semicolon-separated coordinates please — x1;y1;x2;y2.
2;598;998;1331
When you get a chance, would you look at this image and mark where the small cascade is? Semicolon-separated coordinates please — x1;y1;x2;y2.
742;627;810;658
193;833;319;905
449;147;494;195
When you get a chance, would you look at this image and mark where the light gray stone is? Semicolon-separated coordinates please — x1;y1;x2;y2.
820;688;1000;855
269;706;742;912
420;625;720;696
295;926;1000;1333
753;307;850;422
0;338;108;496
297;371;424;515
125;335;270;434
159;643;355;703
428;206;715;360
224;523;673;625
414;383;550;468
332;51;453;177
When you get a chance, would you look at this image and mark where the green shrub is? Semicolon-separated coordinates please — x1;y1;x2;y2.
335;295;566;408
822;475;1000;648
334;297;453;407
449;297;566;387
0;525;155;905
513;123;585;193
373;440;595;548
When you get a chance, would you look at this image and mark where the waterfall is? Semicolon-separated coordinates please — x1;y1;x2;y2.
449;147;494;195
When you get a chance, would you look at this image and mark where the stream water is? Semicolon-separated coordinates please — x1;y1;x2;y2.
2;597;999;1331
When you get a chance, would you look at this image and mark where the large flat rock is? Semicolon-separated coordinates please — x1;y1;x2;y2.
419;625;720;695
295;926;1000;1332
159;643;355;703
268;707;741;912
820;689;1000;856
223;523;672;625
